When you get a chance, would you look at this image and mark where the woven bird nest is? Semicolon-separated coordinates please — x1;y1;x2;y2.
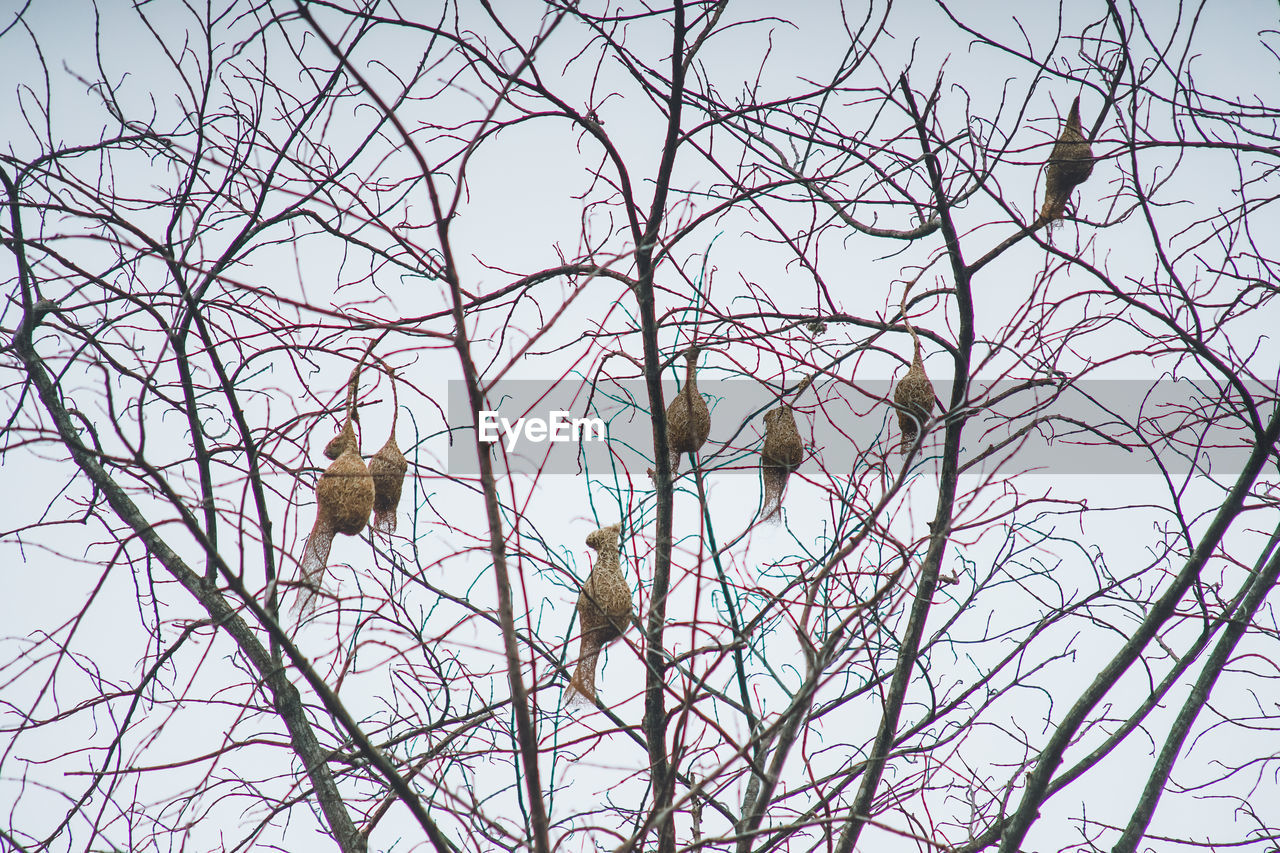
369;369;406;535
294;367;374;619
319;441;375;536
760;405;804;523
567;522;633;706
664;346;710;474
369;434;406;534
1039;96;1095;223
893;342;935;454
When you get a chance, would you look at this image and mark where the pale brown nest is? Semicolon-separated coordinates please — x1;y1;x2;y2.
370;432;407;534
294;440;375;618
664;347;710;474
295;365;374;619
894;345;936;454
1039;96;1095;223
320;445;375;536
567;522;633;706
760;405;803;523
367;365;406;535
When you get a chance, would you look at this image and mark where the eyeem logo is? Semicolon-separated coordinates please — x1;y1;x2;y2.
478;411;606;452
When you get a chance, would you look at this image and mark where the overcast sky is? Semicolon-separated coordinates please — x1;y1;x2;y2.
2;2;1279;852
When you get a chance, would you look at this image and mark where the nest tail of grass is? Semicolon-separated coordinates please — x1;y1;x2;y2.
292;517;335;619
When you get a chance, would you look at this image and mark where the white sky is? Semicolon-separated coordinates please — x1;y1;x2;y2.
2;1;1279;852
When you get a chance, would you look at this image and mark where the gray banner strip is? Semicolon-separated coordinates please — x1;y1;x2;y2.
445;378;1276;477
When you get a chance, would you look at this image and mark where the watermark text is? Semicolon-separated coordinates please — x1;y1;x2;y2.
478;411;606;452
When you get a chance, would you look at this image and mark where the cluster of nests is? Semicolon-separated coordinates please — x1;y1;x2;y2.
569;98;1096;701
667;96;1097;502
662;332;938;527
566;341;925;705
299;99;1097;709
661;345;807;522
891;96;1096;448
293;364;408;619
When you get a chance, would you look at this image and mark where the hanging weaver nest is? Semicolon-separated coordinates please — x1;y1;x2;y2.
894;344;934;453
1039;95;1095;224
664;346;710;475
759;375;810;523
369;368;407;535
294;366;374;619
894;280;937;455
566;522;633;706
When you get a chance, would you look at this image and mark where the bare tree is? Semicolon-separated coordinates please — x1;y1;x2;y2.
3;2;1278;853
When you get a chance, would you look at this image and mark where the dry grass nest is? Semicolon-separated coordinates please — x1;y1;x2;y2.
1039;95;1095;224
567;522;632;706
665;346;710;474
760;405;803;523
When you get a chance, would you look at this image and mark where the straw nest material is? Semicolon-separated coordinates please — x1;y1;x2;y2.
369;370;406;534
324;418;356;461
320;440;375;536
369;434;407;534
1039;96;1095;223
294;369;374;619
664;346;710;474
567;522;632;706
894;341;935;454
760;404;804;523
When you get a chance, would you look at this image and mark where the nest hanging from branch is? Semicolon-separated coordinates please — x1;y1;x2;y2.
894;340;935;454
369;368;406;535
294;366;374;619
566;523;633;706
369;434;406;535
759;373;810;524
318;435;375;537
894;279;937;455
1039;95;1095;224
664;346;710;475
